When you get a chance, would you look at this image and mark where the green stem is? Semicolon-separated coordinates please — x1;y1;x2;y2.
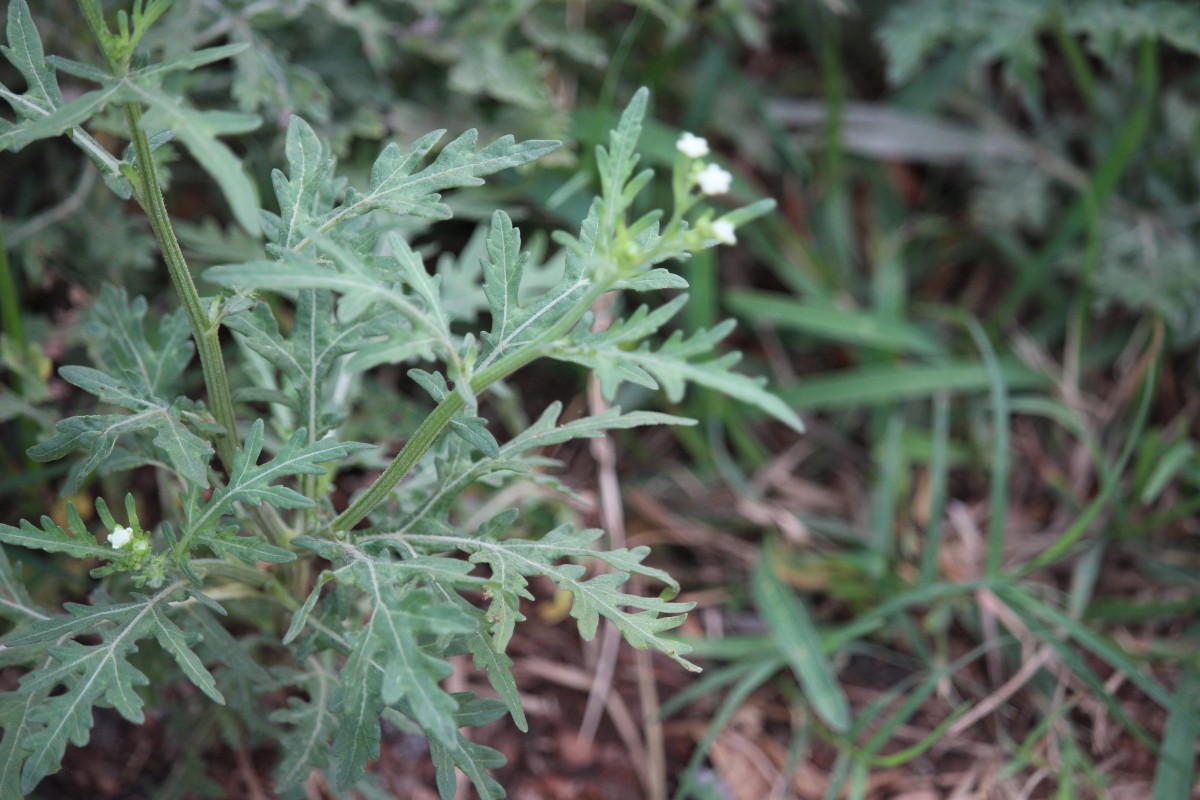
192;558;300;610
75;0;117;69
332;279;613;532
1018;334;1161;577
124;104;239;470
996;38;1158;319
75;0;238;469
0;217;24;350
1054;23;1099;114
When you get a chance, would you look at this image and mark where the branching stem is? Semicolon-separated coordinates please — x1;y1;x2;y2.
332;278;613;531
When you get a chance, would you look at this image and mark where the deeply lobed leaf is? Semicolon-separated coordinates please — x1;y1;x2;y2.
5;587;220;792
554;301;805;433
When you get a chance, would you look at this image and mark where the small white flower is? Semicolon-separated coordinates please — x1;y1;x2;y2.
109;526;133;549
696;163;732;195
712;220;738;245
676;132;709;159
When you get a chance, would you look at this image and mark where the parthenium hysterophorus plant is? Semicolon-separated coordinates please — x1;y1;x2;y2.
0;1;801;795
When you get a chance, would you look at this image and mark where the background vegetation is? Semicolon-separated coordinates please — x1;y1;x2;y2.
2;0;1199;797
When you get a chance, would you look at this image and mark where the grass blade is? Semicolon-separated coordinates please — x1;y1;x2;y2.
725;290;943;355
1152;655;1200;799
752;550;851;732
780;359;1046;411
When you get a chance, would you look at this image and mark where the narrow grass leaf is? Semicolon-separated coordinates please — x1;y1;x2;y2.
781;360;1046;411
1152;656;1200;799
998;584;1174;710
726;290;943;355
752;553;850;732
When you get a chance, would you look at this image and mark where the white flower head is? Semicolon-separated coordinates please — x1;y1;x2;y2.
676;132;709;159
110;526;134;549
712;220;738;245
696;163;733;195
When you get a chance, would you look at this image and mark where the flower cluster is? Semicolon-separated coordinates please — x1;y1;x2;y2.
676;132;740;247
676;132;733;197
109;522;150;560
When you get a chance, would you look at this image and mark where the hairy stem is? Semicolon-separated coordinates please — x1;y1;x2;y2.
124;104;239;471
331;279;613;532
75;0;239;470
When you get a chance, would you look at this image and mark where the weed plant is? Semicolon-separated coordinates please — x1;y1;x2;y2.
0;1;794;796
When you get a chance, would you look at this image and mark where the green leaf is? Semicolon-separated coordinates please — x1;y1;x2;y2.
89;285;194;395
270;659;338;793
596;87;649;238
138;43;251;79
0;0;60;113
193;527;296;565
25;286;211;490
367;588;461;745
0;693;33;800
752;553;851;733
184;605;271;685
1152;659;1200;799
7;601;150;647
133;85;262;234
208;234;455;367
175;420;367;566
342;128;559;223
330;552;477;746
283;571;333;645
224;291;394;440
308;545;494;787
12;586;198;792
184;420;371;544
479;210;531;357
0;545;45;626
266;114;336;250
226;421;367;508
0;508;115;562
151;400;215;484
476;208;596;367
429;583;526;732
361;401;692;546
555;303;805;433
429;728;507;800
246;125;560;254
330;629;385;789
29;381;212;490
149;605;224;704
0;1;128;188
725;290;945;355
449;41;550;110
381;523;699;671
781;359;1048;411
409;368;499;456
